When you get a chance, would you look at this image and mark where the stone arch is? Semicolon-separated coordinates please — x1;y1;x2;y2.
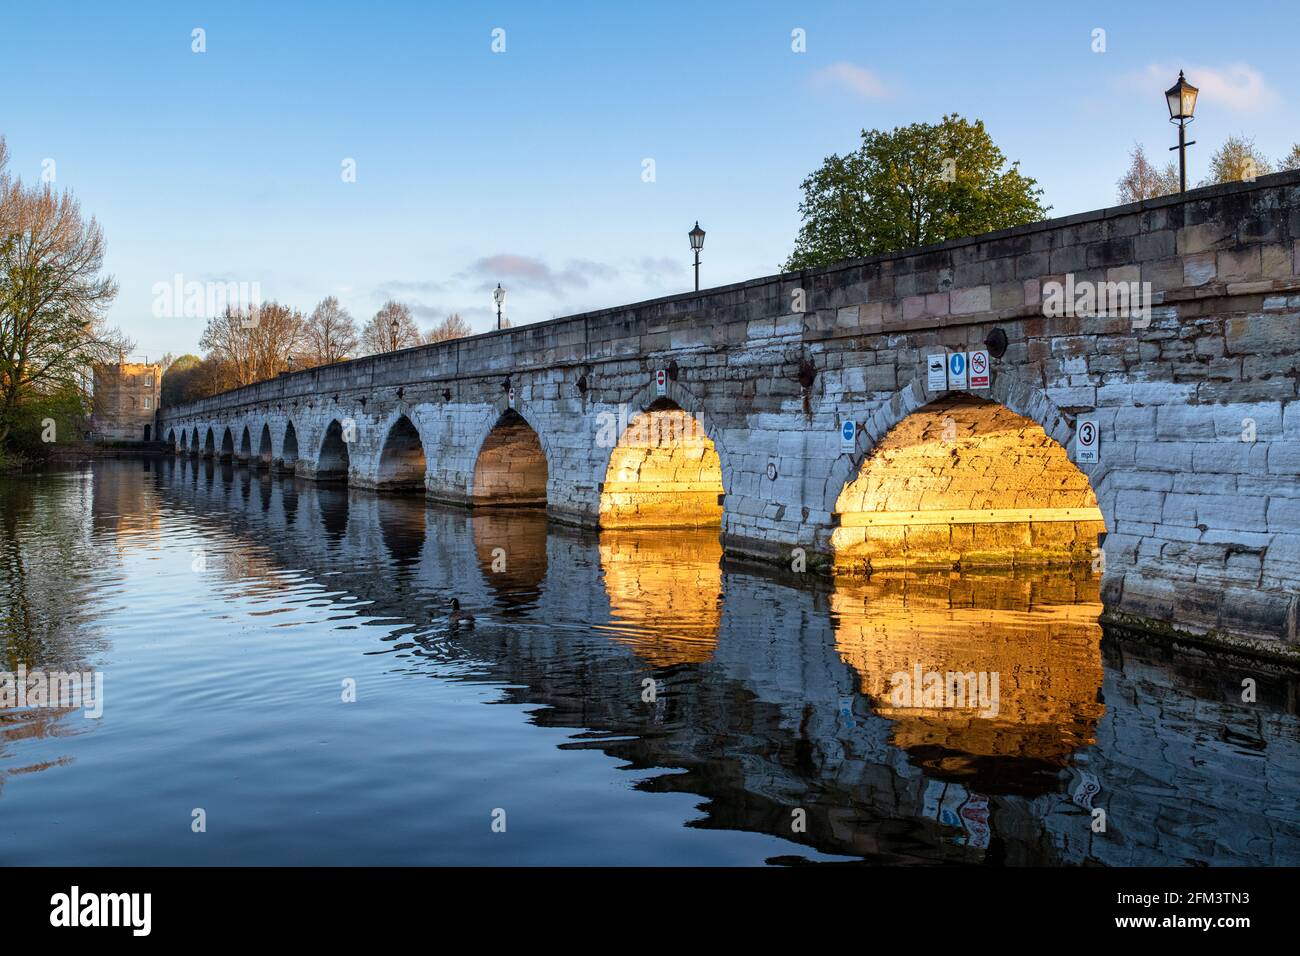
605;378;736;496
203;427;216;458
827;376;1107;572
177;428;186;452
239;425;252;462
281;420;300;472
316;419;351;482
257;422;274;468
219;426;235;461
374;411;428;492
822;371;1099;517
471;406;548;506
166;428;175;450
597;380;728;529
190;428;200;455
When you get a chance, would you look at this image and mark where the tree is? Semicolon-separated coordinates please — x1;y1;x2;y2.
303;296;358;366
161;354;203;406
0;136;127;446
361;300;421;354
1202;135;1273;185
198;300;304;388
1116;143;1180;203
1279;143;1300;172
425;312;472;344
784;114;1048;270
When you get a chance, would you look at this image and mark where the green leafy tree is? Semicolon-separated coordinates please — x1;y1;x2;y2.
4;384;88;461
785;114;1048;270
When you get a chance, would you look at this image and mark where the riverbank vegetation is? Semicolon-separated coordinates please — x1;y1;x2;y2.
0;135;130;468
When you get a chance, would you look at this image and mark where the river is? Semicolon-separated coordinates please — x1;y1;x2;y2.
1;458;1297;865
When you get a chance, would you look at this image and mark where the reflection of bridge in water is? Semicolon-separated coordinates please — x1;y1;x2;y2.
150;456;1300;865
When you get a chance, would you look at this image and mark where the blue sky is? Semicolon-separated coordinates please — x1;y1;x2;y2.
2;0;1295;361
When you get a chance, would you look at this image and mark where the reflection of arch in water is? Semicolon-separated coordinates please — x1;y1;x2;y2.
377;494;426;566
317;420;350;482
832;395;1105;572
597;528;722;665
471;409;547;506
471;508;548;614
831;567;1105;793
280;482;299;527
317;485;349;540
376;415;427;492
598;399;724;529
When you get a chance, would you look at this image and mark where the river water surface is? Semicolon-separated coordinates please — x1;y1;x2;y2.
1;459;1297;865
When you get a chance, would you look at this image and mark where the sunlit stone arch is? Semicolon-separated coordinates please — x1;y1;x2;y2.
595;378;733;530
822;369;1112;572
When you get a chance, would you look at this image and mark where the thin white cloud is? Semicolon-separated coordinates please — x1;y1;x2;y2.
1131;63;1277;113
462;254;619;294
809;62;889;99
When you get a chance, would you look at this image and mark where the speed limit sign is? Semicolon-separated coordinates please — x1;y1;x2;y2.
1075;414;1099;463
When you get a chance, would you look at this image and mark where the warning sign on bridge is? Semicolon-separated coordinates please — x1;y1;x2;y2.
968;349;990;389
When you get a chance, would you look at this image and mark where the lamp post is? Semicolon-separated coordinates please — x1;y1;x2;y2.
494;283;506;330
688;222;706;292
389;317;400;351
1165;70;1199;193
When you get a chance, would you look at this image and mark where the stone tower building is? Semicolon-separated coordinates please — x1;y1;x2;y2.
92;360;162;441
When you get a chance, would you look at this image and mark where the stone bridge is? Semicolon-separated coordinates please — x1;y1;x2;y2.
158;171;1300;655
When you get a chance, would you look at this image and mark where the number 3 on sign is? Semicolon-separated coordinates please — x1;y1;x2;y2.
1076;414;1099;463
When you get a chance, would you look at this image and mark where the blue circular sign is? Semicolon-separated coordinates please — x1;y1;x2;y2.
949;353;965;374
841;421;855;442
